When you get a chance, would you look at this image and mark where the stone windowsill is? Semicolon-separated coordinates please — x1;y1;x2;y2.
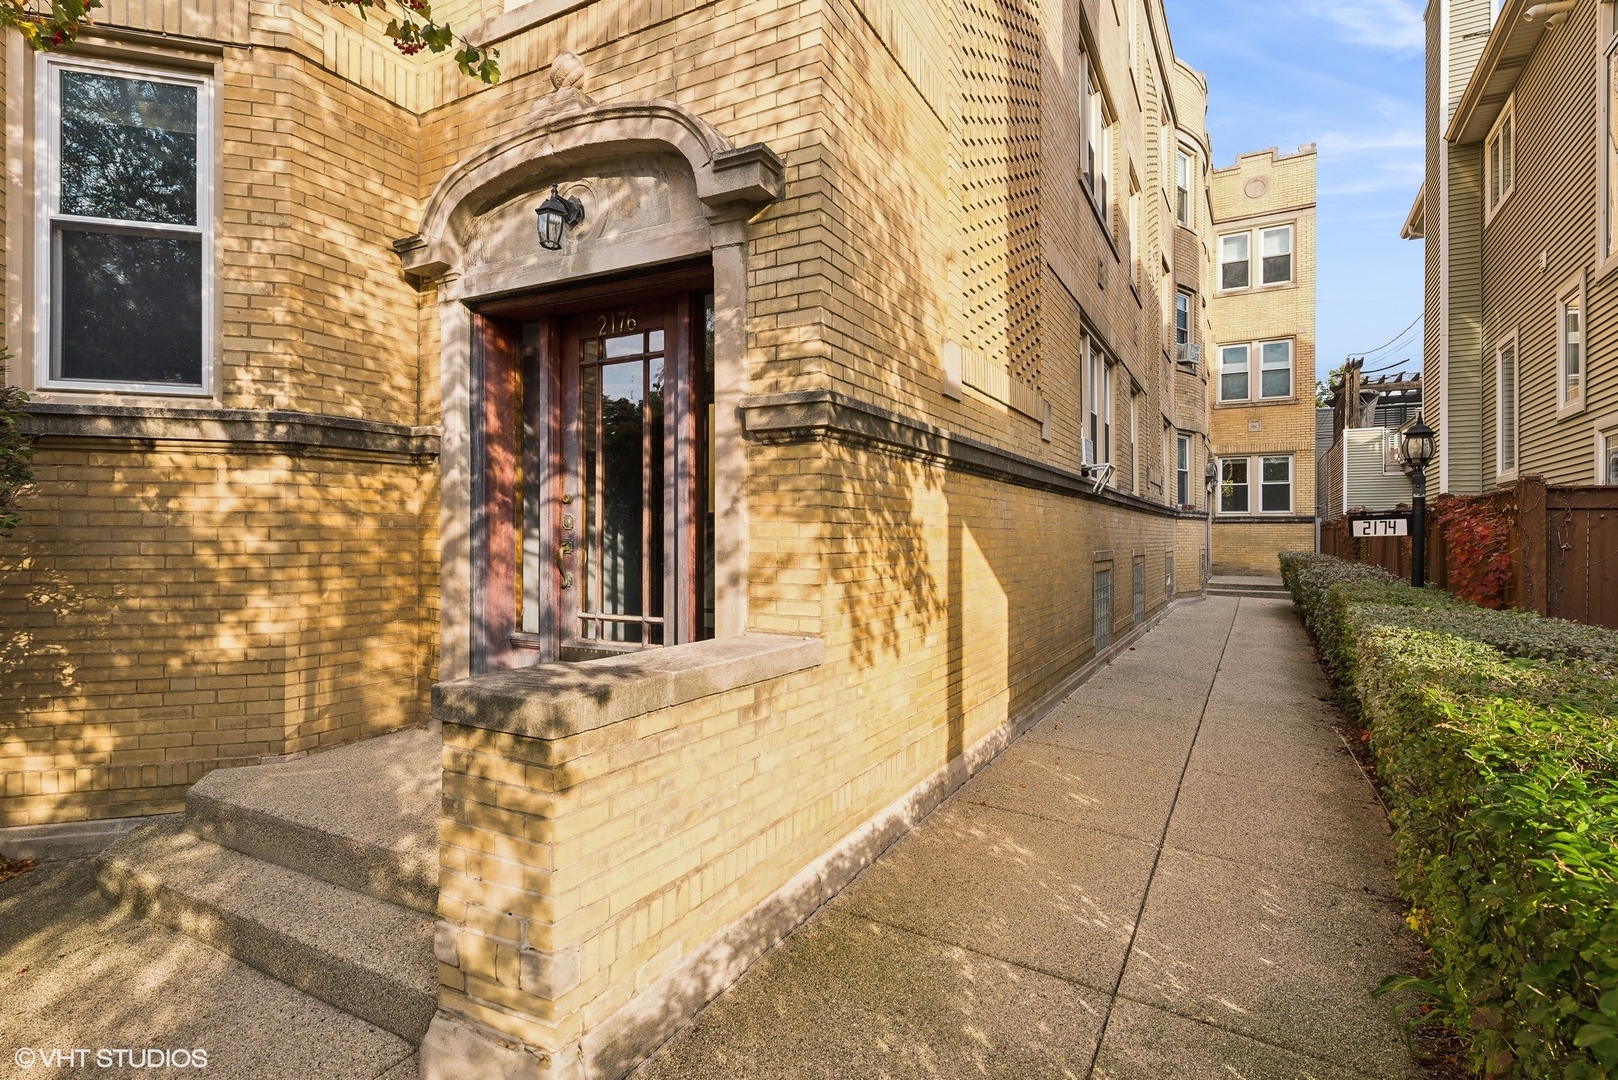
432;634;825;740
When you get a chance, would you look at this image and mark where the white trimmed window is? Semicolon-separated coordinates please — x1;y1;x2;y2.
1176;433;1190;507
1218;455;1293;514
1085;339;1114;466
1260;226;1293;284
1497;332;1519;477
1219;225;1294;290
1175;290;1191;358
37;57;213;394
1175;150;1192;227
1081;58;1112;221
1557;275;1585;415
1219;344;1249;401
1603;423;1618;484
1486;98;1515;221
1218;339;1293;402
1219;233;1249;290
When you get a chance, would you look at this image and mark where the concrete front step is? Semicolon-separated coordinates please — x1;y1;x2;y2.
185;727;441;915
97;818;437;1043
1208;577;1291;599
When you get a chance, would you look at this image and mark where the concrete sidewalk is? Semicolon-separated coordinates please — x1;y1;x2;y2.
635;597;1425;1079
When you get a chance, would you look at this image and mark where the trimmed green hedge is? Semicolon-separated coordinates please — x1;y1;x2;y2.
1279;552;1618;1078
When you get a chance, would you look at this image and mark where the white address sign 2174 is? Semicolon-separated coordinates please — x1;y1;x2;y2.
1350;518;1409;538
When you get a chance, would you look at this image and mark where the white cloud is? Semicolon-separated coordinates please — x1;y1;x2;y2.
1303;0;1425;51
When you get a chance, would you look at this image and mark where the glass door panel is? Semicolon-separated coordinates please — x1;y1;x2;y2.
579;340;665;645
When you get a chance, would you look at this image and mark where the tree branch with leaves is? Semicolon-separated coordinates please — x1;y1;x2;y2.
3;0;500;82
0;385;33;536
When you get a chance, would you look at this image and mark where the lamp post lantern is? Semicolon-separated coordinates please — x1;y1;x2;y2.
1399;415;1437;589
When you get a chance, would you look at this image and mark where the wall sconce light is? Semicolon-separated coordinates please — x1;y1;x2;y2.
535;185;584;251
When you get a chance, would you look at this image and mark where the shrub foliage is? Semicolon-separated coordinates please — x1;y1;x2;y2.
0;385;31;534
1280;552;1618;1078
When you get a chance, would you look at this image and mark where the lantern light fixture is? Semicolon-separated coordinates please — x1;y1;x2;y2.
1399;415;1437;472
535;185;584;251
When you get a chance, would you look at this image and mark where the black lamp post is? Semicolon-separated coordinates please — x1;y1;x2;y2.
535;186;584;251
1399;415;1437;589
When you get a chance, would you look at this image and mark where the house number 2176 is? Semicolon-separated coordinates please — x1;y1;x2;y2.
600;311;637;335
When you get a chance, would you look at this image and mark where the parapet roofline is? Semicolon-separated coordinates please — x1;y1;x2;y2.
1210;144;1318;173
1446;0;1554;145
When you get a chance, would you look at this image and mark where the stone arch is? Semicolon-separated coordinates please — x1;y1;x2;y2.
397;76;784;679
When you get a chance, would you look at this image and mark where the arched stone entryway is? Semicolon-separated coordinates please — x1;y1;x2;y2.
394;59;783;678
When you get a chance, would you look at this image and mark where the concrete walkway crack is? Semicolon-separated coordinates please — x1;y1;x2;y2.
1083;597;1242;1079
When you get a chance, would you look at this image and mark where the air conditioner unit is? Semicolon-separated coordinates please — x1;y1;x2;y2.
1188;344;1202;365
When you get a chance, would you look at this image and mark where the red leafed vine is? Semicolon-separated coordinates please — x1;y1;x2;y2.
1432;493;1515;608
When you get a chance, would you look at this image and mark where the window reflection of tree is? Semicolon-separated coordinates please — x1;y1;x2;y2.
58;230;201;384
599;365;645;639
60;72;196;225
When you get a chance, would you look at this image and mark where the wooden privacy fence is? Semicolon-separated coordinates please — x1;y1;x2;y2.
1319;476;1618;629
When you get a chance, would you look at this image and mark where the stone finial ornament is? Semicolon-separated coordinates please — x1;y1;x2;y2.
551;52;587;93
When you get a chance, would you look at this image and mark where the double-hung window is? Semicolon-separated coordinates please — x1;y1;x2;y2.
1486;98;1515;221
1558;275;1585;415
1260;456;1292;512
1085;341;1112;466
1081;59;1112;222
1497;332;1519;477
1603;8;1618;264
38;58;212;393
1176;433;1190;507
1218;225;1294;291
1219;233;1249;290
1175;291;1191;360
1260;226;1293;284
1219;344;1249;402
1218;455;1292;514
1175;150;1192;227
1219;339;1293;402
1260;340;1293;398
1219;458;1248;513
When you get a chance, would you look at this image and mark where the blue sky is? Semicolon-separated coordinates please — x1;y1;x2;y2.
1163;0;1426;390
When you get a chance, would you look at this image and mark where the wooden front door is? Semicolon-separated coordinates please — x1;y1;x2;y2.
467;278;712;671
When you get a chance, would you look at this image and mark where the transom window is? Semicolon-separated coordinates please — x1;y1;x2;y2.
37;58;213;393
1218;339;1293;402
1486;99;1515;220
1218;225;1294;291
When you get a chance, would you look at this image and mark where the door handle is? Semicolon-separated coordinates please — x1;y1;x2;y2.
557;539;575;588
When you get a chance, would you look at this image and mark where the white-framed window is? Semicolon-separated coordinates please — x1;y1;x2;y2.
1130;389;1140;494
36;56;214;395
1129;180;1142;285
1260;455;1293;512
1219;233;1250;290
1086;340;1113;467
1219;344;1249;401
1219;458;1249;513
1218;455;1293;514
1175;150;1192;228
1218;339;1293;402
1081;58;1112;222
1260;340;1293;398
1557;274;1585;416
1602;422;1618;484
1486;97;1515;222
1218;225;1295;291
1260;226;1293;284
1497;331;1519;477
1175;290;1191;357
1176;433;1191;507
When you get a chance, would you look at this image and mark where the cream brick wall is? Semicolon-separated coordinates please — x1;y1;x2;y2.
1207;146;1318;573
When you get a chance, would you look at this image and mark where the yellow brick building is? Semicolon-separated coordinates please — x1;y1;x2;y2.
0;0;1311;1073
1208;146;1319;573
